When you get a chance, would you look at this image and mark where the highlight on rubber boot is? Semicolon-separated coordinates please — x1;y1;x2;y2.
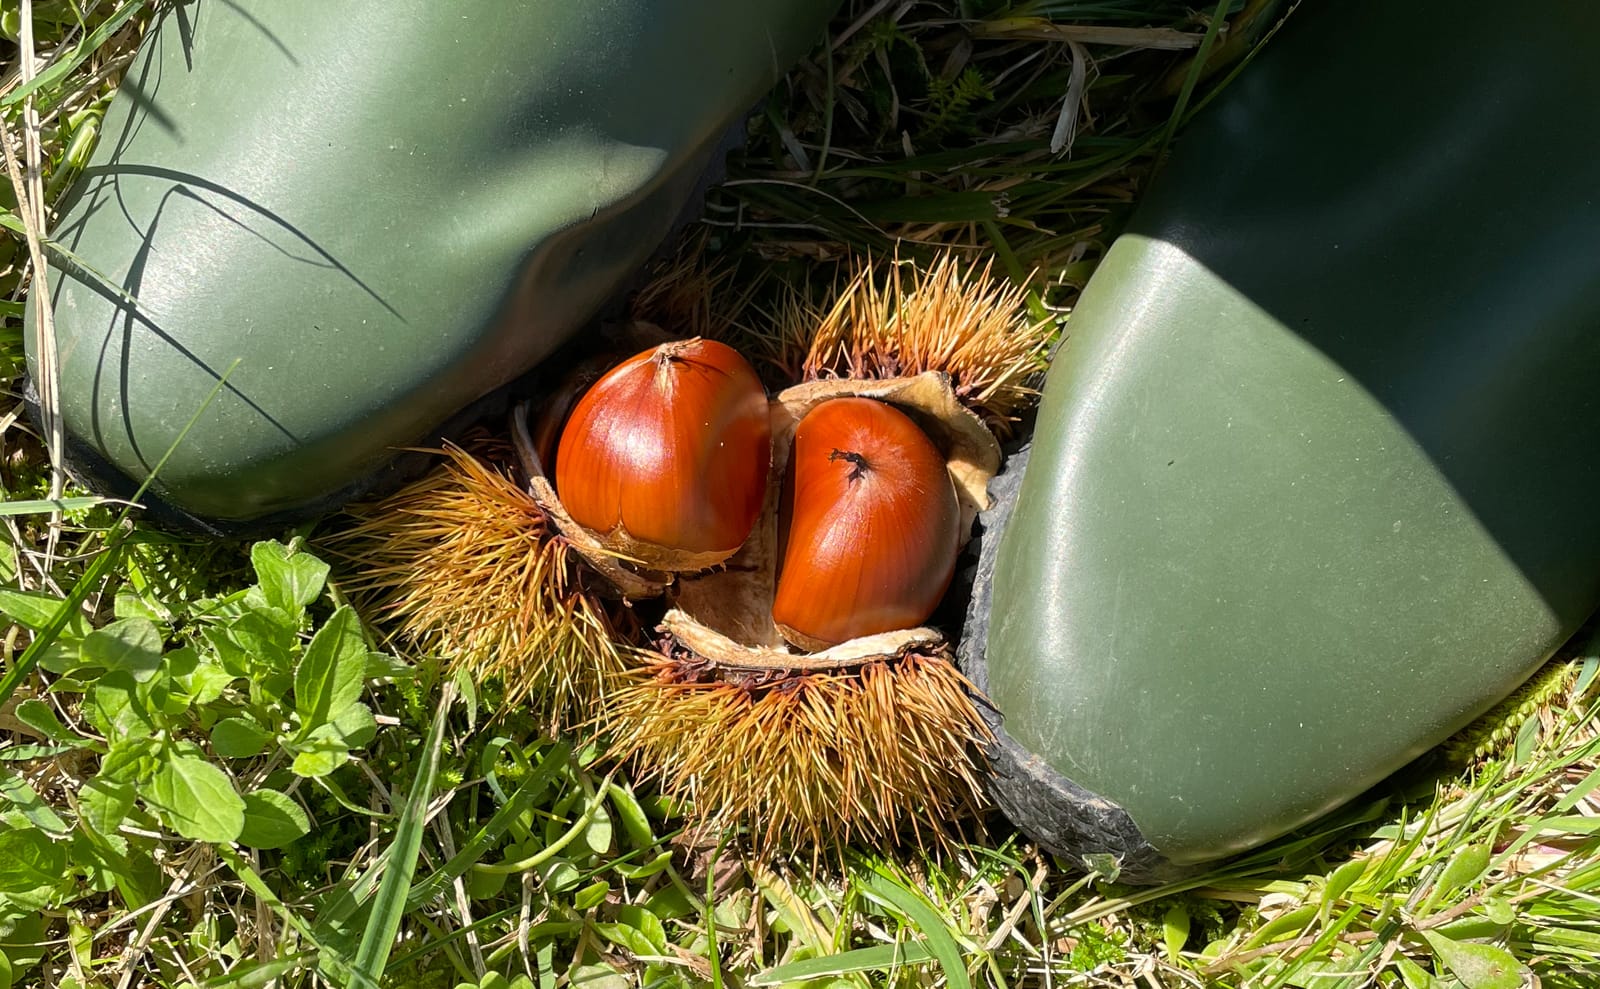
332;249;1054;853
959;0;1600;882
25;0;839;531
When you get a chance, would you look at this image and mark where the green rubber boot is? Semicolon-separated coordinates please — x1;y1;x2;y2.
962;0;1600;881
27;0;835;530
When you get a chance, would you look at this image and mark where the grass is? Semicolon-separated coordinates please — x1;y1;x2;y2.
3;1;1600;988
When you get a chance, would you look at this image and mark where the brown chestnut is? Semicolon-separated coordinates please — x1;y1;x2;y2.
772;397;961;649
554;338;771;570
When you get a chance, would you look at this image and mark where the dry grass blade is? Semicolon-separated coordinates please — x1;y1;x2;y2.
3;0;66;560
605;651;992;856
325;440;629;731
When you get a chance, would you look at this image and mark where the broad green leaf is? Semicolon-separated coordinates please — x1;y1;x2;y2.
607;781;656;851
0;745;73;762
11;699;90;747
572;880;610;912
466;868;508;901
81;618;164;682
79;777;136;838
614;850;673;880
0;768;67;836
750;943;940;986
538;858;581;894
112;590;163;624
294;606;366;730
86;671;156;741
1325;857;1368;902
1163;904;1190;960
363;651;411;680
1481;898;1515;926
238;790;310;849
99;736;161;784
1434;916;1511;941
33;641;82;675
0;914;45;975
567;963;629;989
224;609;298;678
290;743;346;780
0;588;87;635
615;906;666;953
331;701;377;748
1283;958;1361;988
204;626;255;679
644;884;694;922
580;801;613;855
211;718;273;759
1243;903;1318;948
1421;931;1528;989
592;921;655;957
0;946;11;989
251;541;330;614
0;826;66;899
168;647;234;706
146;755;245;843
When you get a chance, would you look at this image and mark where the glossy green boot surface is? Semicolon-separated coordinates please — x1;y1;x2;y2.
29;0;835;526
966;0;1600;878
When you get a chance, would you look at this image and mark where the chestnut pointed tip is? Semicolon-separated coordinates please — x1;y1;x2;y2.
827;448;871;482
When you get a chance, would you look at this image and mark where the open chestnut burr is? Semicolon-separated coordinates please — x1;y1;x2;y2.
335;254;1051;851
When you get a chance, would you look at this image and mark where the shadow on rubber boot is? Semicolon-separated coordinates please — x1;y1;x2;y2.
26;0;837;533
960;0;1600;883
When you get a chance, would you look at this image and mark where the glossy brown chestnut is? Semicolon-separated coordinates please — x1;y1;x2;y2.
554;338;771;568
773;397;961;649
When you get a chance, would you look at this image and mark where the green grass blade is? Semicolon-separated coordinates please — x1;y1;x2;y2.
0;496;106;516
350;682;455;979
2;1;151;109
861;872;973;989
1154;0;1232;166
404;737;571;910
750;942;940;986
